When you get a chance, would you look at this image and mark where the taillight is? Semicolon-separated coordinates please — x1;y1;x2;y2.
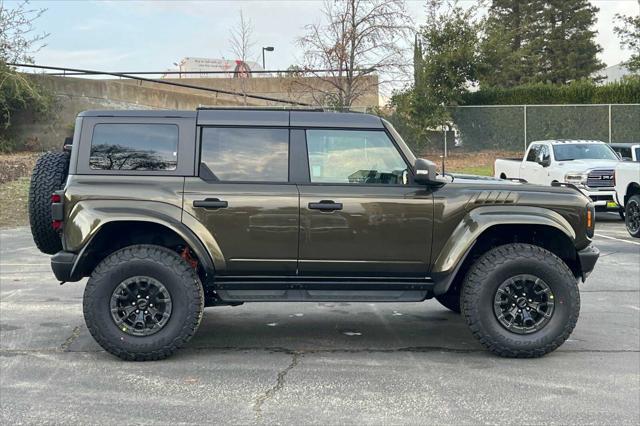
51;192;64;231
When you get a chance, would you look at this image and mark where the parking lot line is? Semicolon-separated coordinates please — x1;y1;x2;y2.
594;233;640;246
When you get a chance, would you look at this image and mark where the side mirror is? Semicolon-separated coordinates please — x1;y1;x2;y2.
413;158;446;186
539;157;551;167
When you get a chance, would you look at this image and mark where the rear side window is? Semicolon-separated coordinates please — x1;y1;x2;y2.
90;124;178;170
200;128;289;182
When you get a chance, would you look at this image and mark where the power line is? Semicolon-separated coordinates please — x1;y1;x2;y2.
8;63;314;106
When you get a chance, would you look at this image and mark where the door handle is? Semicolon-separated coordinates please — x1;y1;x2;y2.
193;198;228;209
308;200;343;211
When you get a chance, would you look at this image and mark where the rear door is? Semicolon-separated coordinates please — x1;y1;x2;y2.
296;128;433;277
182;124;299;276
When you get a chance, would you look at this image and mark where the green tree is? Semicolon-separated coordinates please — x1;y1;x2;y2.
0;0;51;151
390;1;480;149
479;0;545;87
614;5;640;72
479;0;604;87
542;0;604;84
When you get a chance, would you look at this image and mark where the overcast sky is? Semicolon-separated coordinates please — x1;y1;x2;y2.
21;0;640;74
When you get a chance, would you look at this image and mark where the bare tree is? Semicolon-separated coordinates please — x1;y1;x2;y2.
0;0;49;64
228;10;256;105
296;0;413;109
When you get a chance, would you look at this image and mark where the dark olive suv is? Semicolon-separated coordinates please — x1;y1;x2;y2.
28;108;599;360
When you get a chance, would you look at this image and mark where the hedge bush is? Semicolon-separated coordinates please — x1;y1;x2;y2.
461;78;640;105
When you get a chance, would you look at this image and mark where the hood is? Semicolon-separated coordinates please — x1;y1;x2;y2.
555;159;619;171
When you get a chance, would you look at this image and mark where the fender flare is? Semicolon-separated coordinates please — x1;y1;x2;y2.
64;200;223;281
430;205;576;295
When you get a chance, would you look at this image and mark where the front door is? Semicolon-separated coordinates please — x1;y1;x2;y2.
297;129;433;277
183;127;299;275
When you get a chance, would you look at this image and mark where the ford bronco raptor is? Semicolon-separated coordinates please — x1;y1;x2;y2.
28;108;599;361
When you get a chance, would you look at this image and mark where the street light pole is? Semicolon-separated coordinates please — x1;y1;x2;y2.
262;46;274;70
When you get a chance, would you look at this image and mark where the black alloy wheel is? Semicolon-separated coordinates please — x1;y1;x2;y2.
625;195;640;238
110;276;173;336
493;274;555;334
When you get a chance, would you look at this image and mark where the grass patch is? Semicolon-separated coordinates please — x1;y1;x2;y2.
0;177;30;228
450;165;493;176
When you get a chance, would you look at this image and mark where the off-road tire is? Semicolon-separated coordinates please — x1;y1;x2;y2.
83;245;204;361
461;243;580;358
625;195;640;238
435;287;461;313
28;151;69;254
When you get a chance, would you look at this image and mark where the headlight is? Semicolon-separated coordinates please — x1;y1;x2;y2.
564;172;588;186
586;202;595;238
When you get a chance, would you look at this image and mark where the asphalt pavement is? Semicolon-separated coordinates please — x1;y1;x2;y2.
1;213;639;424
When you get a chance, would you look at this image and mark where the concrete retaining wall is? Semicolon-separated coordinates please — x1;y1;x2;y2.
10;74;379;150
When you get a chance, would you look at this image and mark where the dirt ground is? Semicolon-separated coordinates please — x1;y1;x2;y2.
0;152;39;184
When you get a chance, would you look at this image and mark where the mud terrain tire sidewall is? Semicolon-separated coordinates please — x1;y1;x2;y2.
461;243;580;358
83;245;204;361
28;151;69;254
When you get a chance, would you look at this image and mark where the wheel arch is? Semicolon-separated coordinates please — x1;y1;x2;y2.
64;200;221;282
625;182;640;206
431;206;579;295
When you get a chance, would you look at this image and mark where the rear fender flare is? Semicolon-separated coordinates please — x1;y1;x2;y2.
65;200;224;280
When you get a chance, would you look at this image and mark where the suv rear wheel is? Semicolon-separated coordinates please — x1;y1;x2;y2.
461;243;579;358
83;245;204;361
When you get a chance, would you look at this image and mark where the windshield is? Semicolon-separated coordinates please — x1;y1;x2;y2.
636;147;640;161
552;144;618;161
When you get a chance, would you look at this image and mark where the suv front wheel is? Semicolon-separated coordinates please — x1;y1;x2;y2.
83;245;204;361
461;243;580;358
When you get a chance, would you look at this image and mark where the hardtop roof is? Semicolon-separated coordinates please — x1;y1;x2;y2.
78;108;385;128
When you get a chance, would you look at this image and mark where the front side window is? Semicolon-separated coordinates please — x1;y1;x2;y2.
306;130;408;184
200;127;289;182
90;124;179;170
540;145;551;162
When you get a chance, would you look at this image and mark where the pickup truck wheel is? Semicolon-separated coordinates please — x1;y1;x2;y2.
461;243;579;358
435;287;461;313
28;151;69;254
625;195;640;237
83;245;204;361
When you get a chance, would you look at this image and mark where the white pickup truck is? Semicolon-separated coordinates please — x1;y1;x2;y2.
495;140;621;211
615;161;640;237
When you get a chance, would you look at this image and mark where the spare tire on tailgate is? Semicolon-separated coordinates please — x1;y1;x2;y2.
28;151;70;254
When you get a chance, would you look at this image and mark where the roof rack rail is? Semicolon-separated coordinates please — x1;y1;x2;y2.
196;105;371;114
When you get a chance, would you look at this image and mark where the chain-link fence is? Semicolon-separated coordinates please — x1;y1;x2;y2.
393;103;640;175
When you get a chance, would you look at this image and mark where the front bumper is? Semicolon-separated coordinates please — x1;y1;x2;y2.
577;245;600;280
51;251;80;282
577;188;617;209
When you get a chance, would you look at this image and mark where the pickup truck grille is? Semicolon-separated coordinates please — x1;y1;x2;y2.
586;169;615;188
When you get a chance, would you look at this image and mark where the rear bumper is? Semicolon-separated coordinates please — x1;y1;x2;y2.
51;251;80;282
577;245;599;280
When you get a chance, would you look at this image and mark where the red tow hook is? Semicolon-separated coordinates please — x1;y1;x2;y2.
180;247;198;269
